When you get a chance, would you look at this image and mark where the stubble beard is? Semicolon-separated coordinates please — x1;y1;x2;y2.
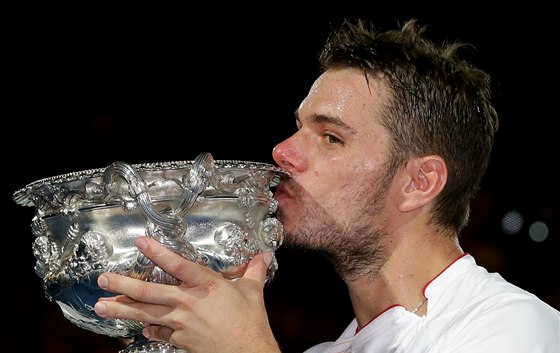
280;169;393;282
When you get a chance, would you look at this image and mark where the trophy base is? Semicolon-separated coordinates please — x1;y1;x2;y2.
120;336;187;353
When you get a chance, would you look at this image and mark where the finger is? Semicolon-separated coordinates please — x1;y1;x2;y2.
94;297;174;326
135;237;219;287
97;272;180;305
97;294;136;303
143;324;173;342
243;251;273;285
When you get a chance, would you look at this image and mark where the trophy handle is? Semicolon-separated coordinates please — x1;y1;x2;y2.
103;153;214;280
171;152;214;216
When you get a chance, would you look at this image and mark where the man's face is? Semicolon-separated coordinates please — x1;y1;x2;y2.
272;68;396;260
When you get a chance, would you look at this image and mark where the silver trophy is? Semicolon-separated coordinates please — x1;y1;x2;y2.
12;152;288;353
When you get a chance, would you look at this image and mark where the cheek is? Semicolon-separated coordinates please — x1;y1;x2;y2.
330;158;381;182
316;159;382;198
305;162;354;200
360;160;380;172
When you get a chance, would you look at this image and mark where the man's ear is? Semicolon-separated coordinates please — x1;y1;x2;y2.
397;156;447;212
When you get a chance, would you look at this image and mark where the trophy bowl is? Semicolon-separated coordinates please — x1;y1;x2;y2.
12;152;289;353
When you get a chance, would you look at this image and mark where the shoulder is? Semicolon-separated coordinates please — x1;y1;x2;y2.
463;268;559;334
436;271;560;352
453;299;559;352
429;257;560;352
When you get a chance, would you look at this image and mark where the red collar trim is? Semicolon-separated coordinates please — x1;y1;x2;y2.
355;252;468;334
421;252;468;295
356;304;400;334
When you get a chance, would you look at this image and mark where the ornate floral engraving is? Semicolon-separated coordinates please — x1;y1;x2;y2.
13;153;289;353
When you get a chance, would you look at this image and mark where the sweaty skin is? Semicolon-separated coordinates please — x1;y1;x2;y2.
94;68;463;352
272;68;462;326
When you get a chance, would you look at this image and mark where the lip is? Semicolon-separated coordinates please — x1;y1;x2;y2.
274;181;292;201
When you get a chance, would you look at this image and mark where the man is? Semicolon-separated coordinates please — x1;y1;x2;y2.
94;18;560;352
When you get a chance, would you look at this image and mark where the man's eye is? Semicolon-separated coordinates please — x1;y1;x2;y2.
325;134;343;145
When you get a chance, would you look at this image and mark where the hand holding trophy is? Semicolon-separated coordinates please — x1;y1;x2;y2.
13;152;288;353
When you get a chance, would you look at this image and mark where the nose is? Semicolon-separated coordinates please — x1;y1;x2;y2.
272;135;307;173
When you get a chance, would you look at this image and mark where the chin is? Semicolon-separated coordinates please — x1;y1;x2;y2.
276;210;295;233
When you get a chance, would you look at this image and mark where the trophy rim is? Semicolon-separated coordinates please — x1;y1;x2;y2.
13;158;289;207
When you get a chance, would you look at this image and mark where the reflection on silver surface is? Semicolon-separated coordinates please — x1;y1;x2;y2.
13;153;289;353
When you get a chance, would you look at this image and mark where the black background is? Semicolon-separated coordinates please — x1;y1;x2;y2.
4;5;558;353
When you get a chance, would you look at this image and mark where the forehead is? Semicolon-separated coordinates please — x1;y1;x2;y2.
299;68;388;127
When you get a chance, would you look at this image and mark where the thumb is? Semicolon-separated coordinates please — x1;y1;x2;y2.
242;251;274;284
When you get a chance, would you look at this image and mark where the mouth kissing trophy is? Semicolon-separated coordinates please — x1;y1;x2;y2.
12;152;288;353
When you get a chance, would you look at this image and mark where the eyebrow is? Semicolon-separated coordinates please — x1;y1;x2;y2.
295;110;358;135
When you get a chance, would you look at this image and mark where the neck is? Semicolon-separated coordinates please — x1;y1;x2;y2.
346;227;463;328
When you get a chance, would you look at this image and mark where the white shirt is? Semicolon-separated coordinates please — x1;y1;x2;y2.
304;254;560;353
